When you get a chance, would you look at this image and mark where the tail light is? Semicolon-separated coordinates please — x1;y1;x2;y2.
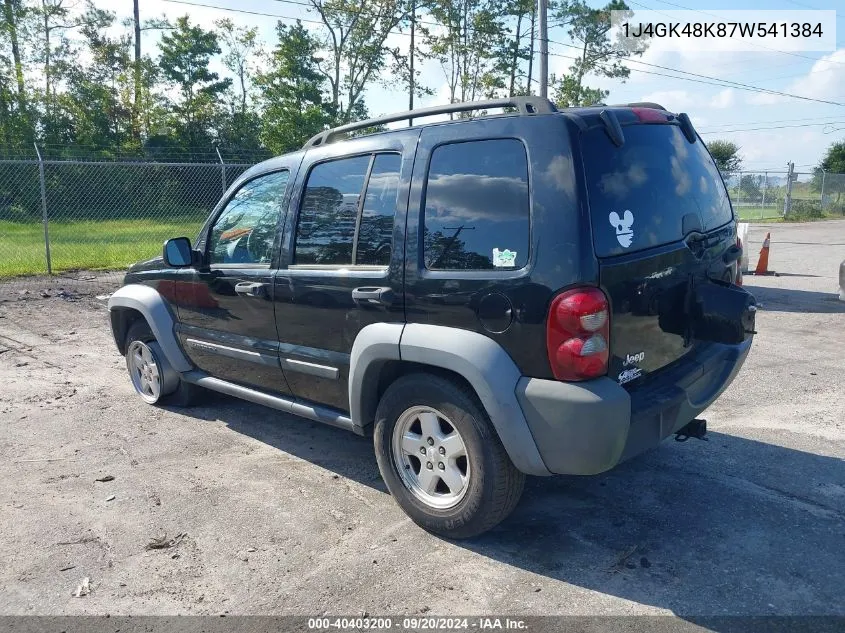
736;237;743;286
632;107;670;123
546;287;610;381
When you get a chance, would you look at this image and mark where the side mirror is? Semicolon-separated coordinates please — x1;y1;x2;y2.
163;237;193;268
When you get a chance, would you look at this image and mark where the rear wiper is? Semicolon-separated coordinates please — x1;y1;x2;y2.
678;113;697;143
599;110;625;147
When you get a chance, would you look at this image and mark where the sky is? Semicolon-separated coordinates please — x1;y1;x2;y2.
105;0;844;174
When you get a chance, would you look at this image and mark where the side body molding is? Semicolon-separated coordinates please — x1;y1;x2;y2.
348;322;404;434
399;324;551;477
107;284;193;373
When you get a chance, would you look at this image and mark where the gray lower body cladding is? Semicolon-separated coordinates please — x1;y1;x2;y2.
516;339;753;475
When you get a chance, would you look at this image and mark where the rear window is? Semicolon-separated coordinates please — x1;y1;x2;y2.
582;123;733;257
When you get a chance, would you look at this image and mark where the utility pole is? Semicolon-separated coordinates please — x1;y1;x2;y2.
784;161;795;216
539;0;548;98
527;2;536;95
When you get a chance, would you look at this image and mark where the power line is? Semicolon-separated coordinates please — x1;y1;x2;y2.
702;115;845;128
546;49;845;107
744;63;844;84
162;0;346;30
618;57;845;107
698;121;845;134
783;0;845;24
545;36;845;107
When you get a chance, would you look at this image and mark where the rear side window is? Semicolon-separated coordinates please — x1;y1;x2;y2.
582;124;733;258
423;139;530;270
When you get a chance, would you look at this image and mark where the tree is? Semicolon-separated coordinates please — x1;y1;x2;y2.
310;0;407;122
35;0;110;141
739;173;763;202
525;0;535;94
385;1;434;114
158;16;231;149
2;0;28;119
60;5;134;152
707;139;742;175
819;140;845;173
256;20;334;153
132;0;140;137
500;0;533;96
215;19;259;118
424;0;506;107
215;18;261;152
812;140;845;209
551;73;606;108
550;0;645;107
127;1;170;143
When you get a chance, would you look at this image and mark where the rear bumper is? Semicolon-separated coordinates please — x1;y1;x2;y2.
515;338;753;475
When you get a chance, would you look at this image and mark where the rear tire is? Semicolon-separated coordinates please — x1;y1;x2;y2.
374;373;525;539
124;320;201;407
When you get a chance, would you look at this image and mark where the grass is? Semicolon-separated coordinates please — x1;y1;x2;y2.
736;207;784;221
0;218;203;278
3;209;841;279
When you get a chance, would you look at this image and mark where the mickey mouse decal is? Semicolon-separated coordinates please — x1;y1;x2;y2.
609;210;635;248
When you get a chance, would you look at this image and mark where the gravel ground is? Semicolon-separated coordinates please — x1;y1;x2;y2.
0;220;843;619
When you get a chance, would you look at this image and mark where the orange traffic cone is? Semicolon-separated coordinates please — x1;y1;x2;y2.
754;232;771;275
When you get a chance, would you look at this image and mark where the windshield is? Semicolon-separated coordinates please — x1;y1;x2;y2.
582;123;733;257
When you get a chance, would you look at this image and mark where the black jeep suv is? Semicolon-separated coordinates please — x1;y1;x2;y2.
109;97;756;538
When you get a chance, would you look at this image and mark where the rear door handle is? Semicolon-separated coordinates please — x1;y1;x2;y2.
352;286;394;306
235;282;266;298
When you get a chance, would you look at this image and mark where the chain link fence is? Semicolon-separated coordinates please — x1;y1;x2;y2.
0;156;253;294
724;170;845;220
2;156;844;296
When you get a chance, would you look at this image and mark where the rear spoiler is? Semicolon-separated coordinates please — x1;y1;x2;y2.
598;107;698;147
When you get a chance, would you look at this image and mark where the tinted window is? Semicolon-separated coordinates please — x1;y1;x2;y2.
294;155;370;265
208;170;289;265
582;124;733;257
355;154;400;266
424;139;529;270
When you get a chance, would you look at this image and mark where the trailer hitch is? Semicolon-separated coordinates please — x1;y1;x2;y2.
675;418;708;442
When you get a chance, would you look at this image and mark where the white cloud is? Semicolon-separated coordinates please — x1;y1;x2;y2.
787;48;845;101
639;89;694;109
746;92;782;106
709;89;736;109
722;126;829;171
746;47;845;106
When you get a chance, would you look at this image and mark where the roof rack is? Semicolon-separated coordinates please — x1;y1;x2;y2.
302;96;557;149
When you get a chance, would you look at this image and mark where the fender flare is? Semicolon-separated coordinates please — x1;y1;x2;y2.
107;284;192;373
349;322;551;476
348;322;404;434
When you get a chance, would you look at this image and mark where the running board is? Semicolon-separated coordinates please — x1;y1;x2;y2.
182;371;362;435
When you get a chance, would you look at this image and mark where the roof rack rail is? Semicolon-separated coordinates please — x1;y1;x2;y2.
613;101;668;111
302;96;557;149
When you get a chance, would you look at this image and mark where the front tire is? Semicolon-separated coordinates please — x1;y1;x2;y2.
374;373;525;539
124;320;200;406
